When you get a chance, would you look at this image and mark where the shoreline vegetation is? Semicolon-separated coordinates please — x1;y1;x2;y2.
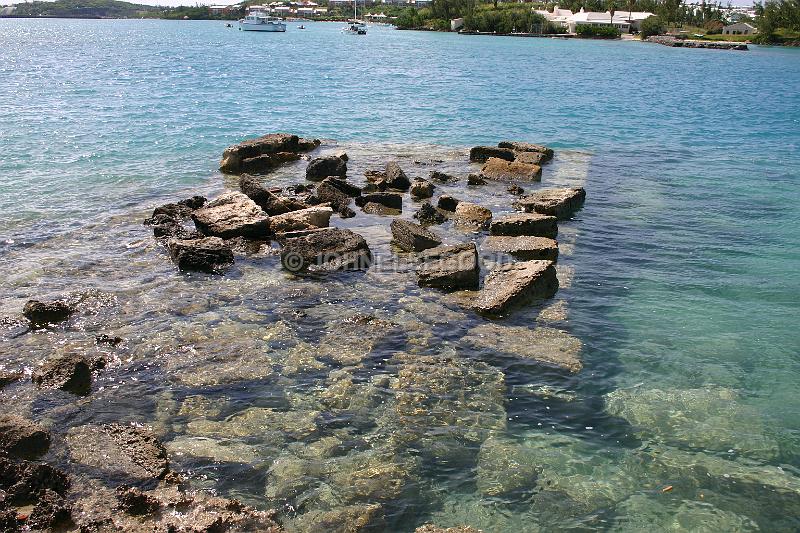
1;0;799;45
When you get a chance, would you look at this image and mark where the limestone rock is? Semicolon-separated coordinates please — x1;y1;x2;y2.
22;299;74;326
220;133;319;174
507;184;525;196
167;237;234;273
469;146;515;162
490;213;557;238
239;174;307;215
291;503;384;533
281;228;372;271
270;206;333;234
0;370;23;389
32;353;92;395
0;455;70;504
0;415;51;460
26;488;72;530
416;243;479;290
192;192;270;239
416;525;483;533
513;150;546;165
306;155;348;181
482;236;559;261
391;219;442;252
479;157;542;182
513;187;586;220
498;141;554;162
467;174;486;186
453;202;492;229
463;324;582;373
410;178;435;200
474;260;558;315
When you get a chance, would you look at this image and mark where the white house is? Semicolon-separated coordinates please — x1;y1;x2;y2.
722;22;757;35
536;5;655;33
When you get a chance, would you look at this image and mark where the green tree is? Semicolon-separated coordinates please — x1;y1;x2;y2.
639;14;665;37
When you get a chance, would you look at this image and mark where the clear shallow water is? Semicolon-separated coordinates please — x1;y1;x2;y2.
1;18;800;532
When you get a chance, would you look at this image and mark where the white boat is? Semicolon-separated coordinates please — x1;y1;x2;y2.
342;0;367;34
239;14;287;32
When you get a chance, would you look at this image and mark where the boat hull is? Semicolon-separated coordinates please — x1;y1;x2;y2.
240;22;286;32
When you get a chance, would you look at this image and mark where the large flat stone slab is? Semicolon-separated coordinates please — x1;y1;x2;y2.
490;213;558;238
512;187;586;220
192;192;270;239
498;141;554;162
416;243;479;290
482;236;559;261
219;133;319;174
463;323;582;373
269;206;333;234
281;228;372;271
391;220;441;252
479;157;542;182
474;260;558;315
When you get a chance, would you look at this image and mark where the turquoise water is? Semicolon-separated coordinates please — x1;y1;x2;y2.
2;18;800;531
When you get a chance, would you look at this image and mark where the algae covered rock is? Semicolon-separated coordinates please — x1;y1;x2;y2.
0;415;51;460
477;436;541;498
462;324;582;373
290;503;384;533
167;236;234;273
23;299;74;326
192;192;270;239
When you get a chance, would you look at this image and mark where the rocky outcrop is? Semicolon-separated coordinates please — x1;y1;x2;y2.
390;220;442;252
0;415;51;460
192;192;270;239
269;206;333;234
437;195;460;212
467;174;486;185
453;201;492;229
414;202;447;225
416;525;483;533
512;187;586;220
365;161;412;192
416;243;479;290
144;197;208;241
479;157;542;182
469;146;515;163
220;133;319;174
281;228;372;271
67;423;169;482
507;184;524;195
429;171;459;183
355;192;403;211
482;236;559;261
490;213;557;238
463;324;582;373
26;488;72;530
239;174;307;215
513;150;546;165
474;260;558;315
319;176;361;197
306;155;348;182
476;436;541;498
22;299;74;326
0;454;70;504
498;141;554;162
310;180;354;217
409;178;435;200
32;353;92;395
167;237;234;273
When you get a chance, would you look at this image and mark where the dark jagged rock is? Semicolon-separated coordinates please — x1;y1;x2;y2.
0;370;23;389
498;141;554;162
0;455;70;504
67;424;169;482
416;243;479;290
177;195;207;210
474;260;558;315
479;157;542;182
312;180;352;212
0;416;50;461
150;202;192;221
32;353;91;396
414;202;447;225
220;133;319;174
390;220;442;252
410;178;435;200
115;486;160;515
22;299;74;326
429;170;459;183
512;187;586;220
26;489;72;530
306;155;347;182
483;236;559;261
437;195;460;212
507;184;525;196
192;192;270;239
469;146;515;163
513;150;546;165
151;221;202;241
167;237;234;274
239;174;307;215
366;161;411;191
467;174;486;186
490;213;557;238
281;228;372;272
320;176;361;197
0;501;17;532
355;192;403;211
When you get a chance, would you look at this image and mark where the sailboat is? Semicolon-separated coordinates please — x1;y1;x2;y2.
342;0;367;35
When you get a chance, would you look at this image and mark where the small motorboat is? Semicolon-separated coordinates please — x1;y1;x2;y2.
298;24;305;29
343;20;367;35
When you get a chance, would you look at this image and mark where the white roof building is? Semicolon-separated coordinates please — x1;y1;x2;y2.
536;6;655;33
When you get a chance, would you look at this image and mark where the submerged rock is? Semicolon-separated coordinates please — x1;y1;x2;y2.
391;219;442;252
167;236;234;273
355;192;403;211
414;202;448;225
498;141;554;162
291;503;384;533
474;260;558;315
477;436;541;498
453;202;492;229
0;415;51;460
513;187;586;220
22;299;74;326
469;146;515;163
192;192;270;239
239;174;308;215
315;314;399;366
220;132;319;174
410;177;435;200
26;488;72;530
306;154;348;181
482;235;559;261
416;243;480;291
67;423;169;482
32;353;92;395
463;324;582;373
281;228;372;271
416;525;483;533
490;213;557;238
270;206;333;234
479;157;542;182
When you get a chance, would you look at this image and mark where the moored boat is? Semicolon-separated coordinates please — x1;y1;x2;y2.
239;14;287;32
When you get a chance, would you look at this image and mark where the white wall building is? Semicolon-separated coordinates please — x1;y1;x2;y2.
536;5;655;33
722;22;757;35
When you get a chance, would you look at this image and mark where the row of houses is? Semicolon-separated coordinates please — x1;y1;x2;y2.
535;5;655;33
